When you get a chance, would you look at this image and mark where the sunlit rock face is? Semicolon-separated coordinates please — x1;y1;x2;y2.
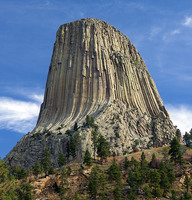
5;18;176;168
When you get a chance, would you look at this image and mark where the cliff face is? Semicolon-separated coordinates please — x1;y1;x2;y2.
5;18;176;168
36;18;167;131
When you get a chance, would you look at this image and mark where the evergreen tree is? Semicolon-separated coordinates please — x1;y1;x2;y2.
58;153;66;167
183;132;192;147
16;183;33;200
74;122;78;131
171;190;177;200
143;185;152;200
86;115;95;126
69;136;77;158
33;162;42;176
169;137;183;164
166;165;176;185
108;161;122;184
113;186;123;200
91;129;99;160
74;132;81;155
183;191;192;200
88;166;100;200
12;165;29;180
159;162;171;194
184;174;191;192
83;149;92;166
150;169;162;197
176;129;182;141
140;152;147;167
58;171;69;200
130;156;139;169
140;152;149;183
124;157;130;170
128;189;137;200
41;148;53;175
99;171;108;200
97;135;110;161
127;168;142;190
160;169;171;194
0;159;9;183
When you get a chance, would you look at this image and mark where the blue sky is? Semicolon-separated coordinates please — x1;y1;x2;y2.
0;0;192;158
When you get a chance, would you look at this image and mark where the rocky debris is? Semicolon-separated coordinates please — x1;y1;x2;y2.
5;18;176;168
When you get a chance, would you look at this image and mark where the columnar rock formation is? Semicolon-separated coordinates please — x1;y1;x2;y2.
5;18;176;168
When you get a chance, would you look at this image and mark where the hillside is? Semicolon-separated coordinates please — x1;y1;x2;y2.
1;142;192;200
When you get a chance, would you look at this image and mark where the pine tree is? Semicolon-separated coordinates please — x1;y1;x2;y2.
97;135;110;161
183;191;192;200
91;129;99;160
58;153;66;167
124;157;130;170
99;171;108;200
140;152;149;183
113;186;123;200
150;169;162;197
140;152;147;167
127;168;142;190
183;132;192;147
83;149;92;166
143;185;152;200
0;159;9;183
169;137;183;164
176;129;182;141
171;190;177;200
159;162;171;194
74;122;78;131
86;115;95;127
128;189;137;200
184;174;191;192
41;148;53;175
58;174;68;200
88;166;100;200
69;136;77;158
16;183;33;200
12;165;29;180
108;161;122;184
130;156;139;169
166;165;176;185
33;162;42;176
74;132;81;155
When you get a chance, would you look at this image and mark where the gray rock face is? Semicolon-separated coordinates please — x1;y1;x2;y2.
5;18;176;168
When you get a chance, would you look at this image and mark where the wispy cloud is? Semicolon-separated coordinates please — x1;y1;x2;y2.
0;94;43;133
170;29;180;35
182;16;192;27
166;104;192;134
162;29;180;41
29;94;44;103
149;27;162;39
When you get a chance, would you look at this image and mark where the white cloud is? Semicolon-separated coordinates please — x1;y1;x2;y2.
0;96;42;133
182;16;192;27
162;29;180;41
166;104;192;134
170;29;180;35
149;27;161;39
29;94;44;103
